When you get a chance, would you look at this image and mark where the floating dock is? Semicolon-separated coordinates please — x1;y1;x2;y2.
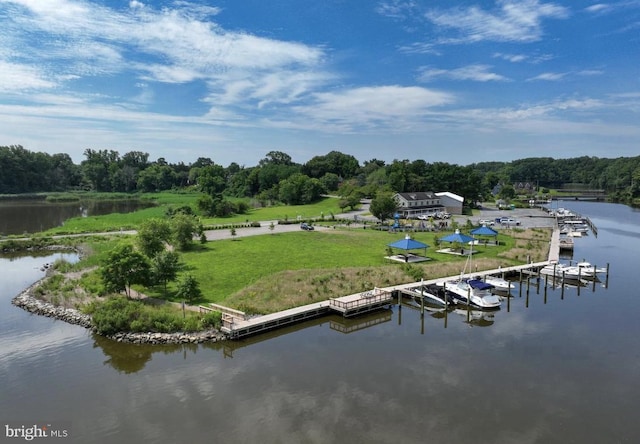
214;289;393;339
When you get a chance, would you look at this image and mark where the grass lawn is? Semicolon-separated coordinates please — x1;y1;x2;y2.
40;194;346;235
136;226;550;314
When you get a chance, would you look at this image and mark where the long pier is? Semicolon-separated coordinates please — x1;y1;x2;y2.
210;229;565;340
217;289;393;339
213;263;549;339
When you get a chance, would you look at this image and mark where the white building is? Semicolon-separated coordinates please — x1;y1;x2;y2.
393;192;445;219
393;191;464;218
435;192;464;215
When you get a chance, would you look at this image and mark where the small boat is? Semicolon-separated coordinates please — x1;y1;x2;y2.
540;261;604;280
437;279;501;310
566;261;607;277
540;263;581;279
404;282;450;307
481;275;515;292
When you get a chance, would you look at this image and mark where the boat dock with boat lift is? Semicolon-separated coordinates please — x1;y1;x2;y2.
206;226;607;339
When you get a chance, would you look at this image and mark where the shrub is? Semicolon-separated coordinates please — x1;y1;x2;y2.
201;311;222;329
90;296;216;334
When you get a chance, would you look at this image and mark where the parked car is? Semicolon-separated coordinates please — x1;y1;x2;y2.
478;219;495;226
499;217;521;226
300;222;314;231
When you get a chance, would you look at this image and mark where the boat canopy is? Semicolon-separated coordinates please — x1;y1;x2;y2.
467;279;494;290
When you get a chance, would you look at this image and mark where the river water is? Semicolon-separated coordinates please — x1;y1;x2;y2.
0;199;154;236
1;201;639;443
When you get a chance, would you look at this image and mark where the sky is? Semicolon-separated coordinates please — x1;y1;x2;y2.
0;0;639;167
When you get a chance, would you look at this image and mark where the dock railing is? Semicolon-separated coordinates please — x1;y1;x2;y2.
329;289;392;312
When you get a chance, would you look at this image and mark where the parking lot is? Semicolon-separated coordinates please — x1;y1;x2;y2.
453;206;556;230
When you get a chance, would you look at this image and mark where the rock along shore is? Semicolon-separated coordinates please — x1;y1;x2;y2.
11;279;228;345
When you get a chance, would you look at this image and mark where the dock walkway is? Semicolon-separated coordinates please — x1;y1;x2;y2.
219;289;393;339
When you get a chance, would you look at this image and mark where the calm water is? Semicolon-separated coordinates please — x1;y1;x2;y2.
1;201;639;443
0;199;154;235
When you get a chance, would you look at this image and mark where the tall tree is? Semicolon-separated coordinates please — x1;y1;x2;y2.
81;149;120;191
101;243;151;297
370;192;397;223
171;213;202;251
175;274;202;302
137;218;172;257
151;250;180;296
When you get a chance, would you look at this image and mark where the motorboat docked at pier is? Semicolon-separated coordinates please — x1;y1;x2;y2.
480;275;515;292
539;261;606;280
404;281;451;307
436;279;501;310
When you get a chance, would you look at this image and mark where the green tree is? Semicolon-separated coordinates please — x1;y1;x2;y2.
278;173;324;204
151;250;180;296
195;163;226;196
370;192;397;222
81;149;120;192
171;213;201;250
137;218;172;257
137;164;177;192
176;274;202;303
101;243;151;297
498;184;516;200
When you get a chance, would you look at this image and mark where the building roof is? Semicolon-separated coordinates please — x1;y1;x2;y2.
435;191;464;203
395;192;436;201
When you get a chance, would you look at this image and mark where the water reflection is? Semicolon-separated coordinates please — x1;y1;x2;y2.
0;199;155;235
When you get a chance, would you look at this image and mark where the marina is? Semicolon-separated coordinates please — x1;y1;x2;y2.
210;259;604;339
210;217;608;339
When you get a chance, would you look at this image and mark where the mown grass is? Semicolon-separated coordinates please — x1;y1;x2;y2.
39;193;346;235
134;226;544;314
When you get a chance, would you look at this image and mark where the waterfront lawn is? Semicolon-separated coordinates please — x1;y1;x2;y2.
41;194;345;235
65;225;549;315
146;228;531;312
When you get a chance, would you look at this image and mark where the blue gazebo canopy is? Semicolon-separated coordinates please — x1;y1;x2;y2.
388;235;429;250
470;225;498;237
440;229;475;244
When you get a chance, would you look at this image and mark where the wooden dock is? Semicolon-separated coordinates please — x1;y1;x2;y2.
219;289;393;339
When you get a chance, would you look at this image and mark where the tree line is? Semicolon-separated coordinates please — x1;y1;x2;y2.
2;145;639;209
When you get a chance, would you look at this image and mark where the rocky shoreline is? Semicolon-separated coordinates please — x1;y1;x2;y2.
11;278;228;345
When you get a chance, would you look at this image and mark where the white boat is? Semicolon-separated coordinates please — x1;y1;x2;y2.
481;275;515;292
437;279;501;310
567;261;607;277
540;261;605;280
540;263;582;279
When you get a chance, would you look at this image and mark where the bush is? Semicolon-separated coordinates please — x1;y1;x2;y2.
201;311;222;329
89;296;213;335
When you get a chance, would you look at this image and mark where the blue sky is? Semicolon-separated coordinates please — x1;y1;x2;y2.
0;0;638;166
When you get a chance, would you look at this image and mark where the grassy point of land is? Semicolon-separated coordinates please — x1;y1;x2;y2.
136;226;551;314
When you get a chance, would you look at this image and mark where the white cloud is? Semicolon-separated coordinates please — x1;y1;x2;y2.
0;61;56;91
375;0;418;20
426;0;569;43
527;72;567;81
293;85;454;131
585;4;611;14
418;64;509;82
493;52;527;63
0;0;325;96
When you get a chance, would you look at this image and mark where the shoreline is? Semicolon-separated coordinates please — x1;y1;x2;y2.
11;278;229;345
